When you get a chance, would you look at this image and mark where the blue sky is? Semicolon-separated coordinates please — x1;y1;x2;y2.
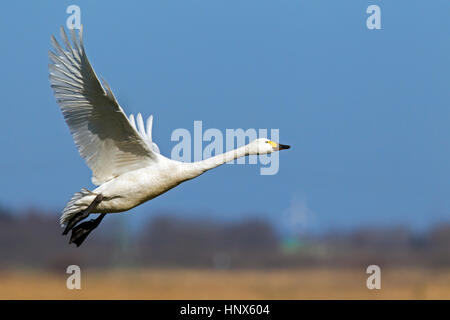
1;1;450;233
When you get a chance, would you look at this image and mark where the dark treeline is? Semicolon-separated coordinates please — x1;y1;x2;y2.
0;207;450;270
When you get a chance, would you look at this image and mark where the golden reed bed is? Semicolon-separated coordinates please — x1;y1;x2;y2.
1;268;450;299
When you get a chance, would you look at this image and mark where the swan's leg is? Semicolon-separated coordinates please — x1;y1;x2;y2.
69;213;106;247
62;194;103;235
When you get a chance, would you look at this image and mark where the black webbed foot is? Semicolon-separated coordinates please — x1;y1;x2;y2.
69;213;106;247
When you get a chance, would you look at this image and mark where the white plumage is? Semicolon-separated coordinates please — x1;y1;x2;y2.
49;26;290;246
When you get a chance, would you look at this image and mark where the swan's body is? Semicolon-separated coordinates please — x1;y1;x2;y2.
49;26;290;246
77;145;257;213
78;156;185;214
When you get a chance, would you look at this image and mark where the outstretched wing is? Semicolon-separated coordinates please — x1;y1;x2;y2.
49;26;157;185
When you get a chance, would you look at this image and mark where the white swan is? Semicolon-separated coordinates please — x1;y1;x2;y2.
49;26;290;246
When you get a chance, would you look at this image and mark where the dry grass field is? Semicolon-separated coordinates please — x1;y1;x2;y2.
1;268;450;299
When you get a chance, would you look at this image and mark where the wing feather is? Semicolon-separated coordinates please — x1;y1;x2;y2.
128;113;160;154
49;26;156;185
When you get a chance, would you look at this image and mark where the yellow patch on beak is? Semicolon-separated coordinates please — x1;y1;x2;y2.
268;141;278;148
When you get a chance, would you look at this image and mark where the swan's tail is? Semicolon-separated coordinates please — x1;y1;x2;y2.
60;188;98;226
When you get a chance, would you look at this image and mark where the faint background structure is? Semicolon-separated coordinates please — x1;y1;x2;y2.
2;208;450;299
1;0;450;299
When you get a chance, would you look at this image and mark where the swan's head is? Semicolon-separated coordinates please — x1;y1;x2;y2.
247;138;291;155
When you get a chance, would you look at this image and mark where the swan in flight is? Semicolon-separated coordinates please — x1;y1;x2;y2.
49;26;290;246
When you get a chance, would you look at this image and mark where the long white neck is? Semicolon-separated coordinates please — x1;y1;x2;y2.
179;145;250;180
200;145;249;171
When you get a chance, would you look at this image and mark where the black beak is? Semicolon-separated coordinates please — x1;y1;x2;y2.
278;144;291;150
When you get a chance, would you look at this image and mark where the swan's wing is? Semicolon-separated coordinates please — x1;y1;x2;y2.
128;113;161;154
49;26;157;185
